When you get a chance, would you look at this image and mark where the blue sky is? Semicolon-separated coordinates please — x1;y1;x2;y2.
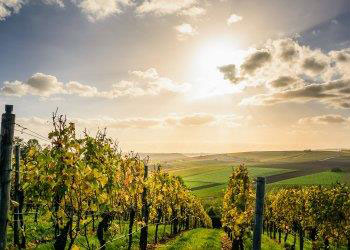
1;0;350;152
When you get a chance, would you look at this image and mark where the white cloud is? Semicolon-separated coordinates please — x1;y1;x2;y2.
1;68;191;99
136;0;197;16
42;0;64;7
227;14;242;25
179;6;206;17
66;81;99;97
74;0;132;21
1;73;65;97
174;23;197;41
16;112;249;132
0;0;23;20
0;0;65;21
130;68;159;80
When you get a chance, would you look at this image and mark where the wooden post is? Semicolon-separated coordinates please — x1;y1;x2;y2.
0;105;15;250
13;145;20;247
139;165;149;250
253;177;265;250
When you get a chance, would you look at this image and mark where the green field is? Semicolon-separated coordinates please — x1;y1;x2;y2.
148;150;350;199
270;171;350;186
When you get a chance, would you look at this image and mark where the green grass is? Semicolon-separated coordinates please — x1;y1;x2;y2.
183;166;290;183
157;228;224;250
192;184;227;198
7;217;173;249
270;171;350;187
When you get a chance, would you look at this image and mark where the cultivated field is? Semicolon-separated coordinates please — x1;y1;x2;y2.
146;150;350;198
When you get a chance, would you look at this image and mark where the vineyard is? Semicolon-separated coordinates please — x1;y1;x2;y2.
1;110;211;249
221;165;350;250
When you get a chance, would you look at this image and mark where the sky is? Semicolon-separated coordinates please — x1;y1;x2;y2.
1;0;350;153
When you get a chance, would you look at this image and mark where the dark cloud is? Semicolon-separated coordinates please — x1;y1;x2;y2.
218;64;242;84
279;39;299;61
337;53;349;62
339;87;350;94
276;84;336;99
302;57;327;74
299;114;348;125
270;76;296;88
241;51;272;75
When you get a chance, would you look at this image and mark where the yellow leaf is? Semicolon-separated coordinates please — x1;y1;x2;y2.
72;245;80;250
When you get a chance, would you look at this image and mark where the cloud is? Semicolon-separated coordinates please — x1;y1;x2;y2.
130;68;159;80
269;76;296;88
1;73;65;97
302;57;327;74
74;0;132;21
42;0;64;7
1;69;191;99
136;0;197;16
27;73;65;96
218;64;242;84
227;14;242;25
65;81;99;97
179;6;205;17
178;113;215;126
241;50;272;75
298;114;349;125
279;39;299;62
240;79;350;109
1;80;28;97
0;0;23;20
16;112;249;132
0;0;66;21
219;38;350;109
174;23;197;41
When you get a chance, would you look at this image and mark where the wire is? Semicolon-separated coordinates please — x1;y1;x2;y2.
14;128;51;144
14;123;49;141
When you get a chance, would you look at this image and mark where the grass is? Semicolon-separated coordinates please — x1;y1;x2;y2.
183;166;290;183
157;228;224;250
270;171;350;187
192;183;227;198
7;216;174;249
261;231;348;250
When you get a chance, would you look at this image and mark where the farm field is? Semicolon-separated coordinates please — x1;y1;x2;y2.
147;150;350;198
270;171;350;186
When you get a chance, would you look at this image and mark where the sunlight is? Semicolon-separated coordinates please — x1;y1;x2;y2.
195;38;241;71
190;38;246;99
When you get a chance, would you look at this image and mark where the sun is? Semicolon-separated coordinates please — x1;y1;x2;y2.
189;38;246;99
195;38;240;71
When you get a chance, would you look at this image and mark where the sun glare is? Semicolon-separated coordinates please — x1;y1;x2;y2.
190;38;246;99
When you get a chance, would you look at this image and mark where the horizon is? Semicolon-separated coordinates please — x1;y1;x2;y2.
1;0;350;153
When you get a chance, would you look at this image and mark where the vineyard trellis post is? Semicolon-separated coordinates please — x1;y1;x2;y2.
0;105;15;250
139;164;149;250
13;145;20;247
252;177;266;250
